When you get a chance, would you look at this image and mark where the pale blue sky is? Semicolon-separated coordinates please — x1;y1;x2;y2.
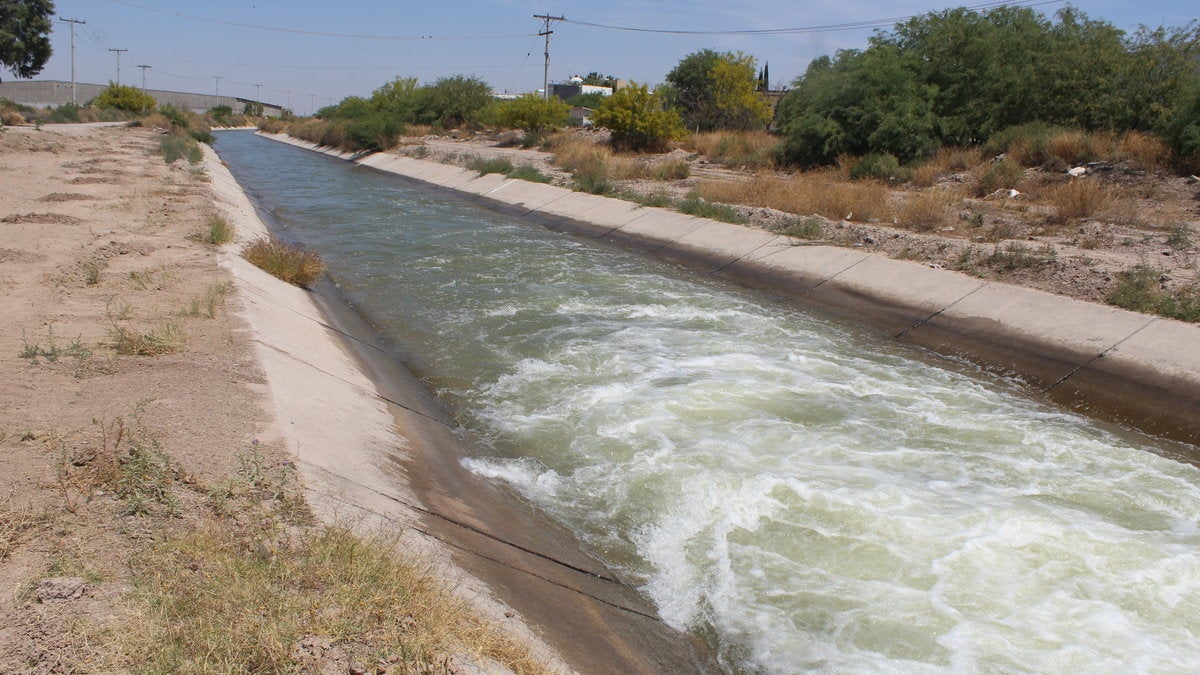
30;0;1198;115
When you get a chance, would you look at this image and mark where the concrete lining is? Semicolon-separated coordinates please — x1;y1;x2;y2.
256;133;1200;450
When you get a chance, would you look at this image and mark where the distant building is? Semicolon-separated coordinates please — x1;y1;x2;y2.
548;75;613;102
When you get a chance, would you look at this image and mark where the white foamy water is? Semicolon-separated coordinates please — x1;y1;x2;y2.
216;131;1200;673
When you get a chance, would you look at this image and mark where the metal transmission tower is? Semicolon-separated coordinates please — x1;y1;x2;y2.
108;49;128;85
533;14;565;100
138;65;150;90
59;18;85;104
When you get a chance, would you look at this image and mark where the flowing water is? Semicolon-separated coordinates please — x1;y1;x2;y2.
215;131;1200;672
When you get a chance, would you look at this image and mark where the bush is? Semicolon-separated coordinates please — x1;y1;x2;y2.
242;237;325;288
1107;264;1200;321
898;189;955;231
1;110;24;126
773;216;824;239
508;164;552;183
203;215;234;245
592;83;685;152
677;196;746;223
493;94;570;135
850;153;909;182
975;158;1026;196
159;104;189;129
45;102;81;123
465;156;514;175
686;130;778;169
1049;179;1109;222
159;135;203;164
92;82;155;113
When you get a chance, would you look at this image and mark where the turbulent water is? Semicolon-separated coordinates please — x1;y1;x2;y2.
216;131;1200;672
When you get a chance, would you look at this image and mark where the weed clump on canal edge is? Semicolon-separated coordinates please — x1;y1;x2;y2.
242;236;326;288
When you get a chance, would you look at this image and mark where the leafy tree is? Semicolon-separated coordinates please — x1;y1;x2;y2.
91;82;156;113
419;75;492;128
665;49;771;131
582;72;616;88
591;82;685;151
368;76;425;124
243;101;263;116
493;94;569;134
0;0;53;81
709;55;772;131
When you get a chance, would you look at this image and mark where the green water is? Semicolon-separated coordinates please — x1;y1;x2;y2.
216;131;1200;673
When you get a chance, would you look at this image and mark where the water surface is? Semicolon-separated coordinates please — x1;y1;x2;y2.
216;131;1200;672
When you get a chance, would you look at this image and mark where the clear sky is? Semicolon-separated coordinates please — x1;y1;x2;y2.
27;0;1198;115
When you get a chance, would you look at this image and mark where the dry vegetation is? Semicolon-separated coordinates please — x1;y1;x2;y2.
401;125;1199;316
242;236;327;288
1;125;544;673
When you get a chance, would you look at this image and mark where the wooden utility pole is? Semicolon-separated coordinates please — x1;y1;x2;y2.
533;14;565;99
138;65;150;90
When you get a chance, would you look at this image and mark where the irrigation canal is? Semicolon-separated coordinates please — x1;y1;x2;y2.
215;130;1200;673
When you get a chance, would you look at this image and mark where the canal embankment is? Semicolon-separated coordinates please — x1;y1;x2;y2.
204;140;711;673
258;131;1200;450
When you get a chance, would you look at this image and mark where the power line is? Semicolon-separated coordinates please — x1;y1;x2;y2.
562;0;1065;35
105;0;536;41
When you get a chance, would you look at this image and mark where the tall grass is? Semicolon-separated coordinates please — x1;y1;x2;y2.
242;237;325;288
686;130;778;169
203;214;235;245
1049;179;1109;223
897;189;957;231
696;173;891;222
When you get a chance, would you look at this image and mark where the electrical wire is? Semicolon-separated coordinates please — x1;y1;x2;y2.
563;0;1065;35
106;0;536;41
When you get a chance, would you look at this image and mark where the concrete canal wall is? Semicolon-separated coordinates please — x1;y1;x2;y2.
257;132;1200;450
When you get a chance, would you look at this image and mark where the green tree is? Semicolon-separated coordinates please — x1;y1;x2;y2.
709;56;772;130
369;76;424;124
493;94;569;135
591;82;685;151
665;49;771;131
92;82;156;113
582;72;616;88
419;75;492;128
0;0;53;81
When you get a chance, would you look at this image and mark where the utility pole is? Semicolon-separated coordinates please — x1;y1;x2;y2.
254;83;262;111
108;48;128;85
213;76;222;107
286;89;292;114
138;65;150;90
533;14;564;100
59;18;85;104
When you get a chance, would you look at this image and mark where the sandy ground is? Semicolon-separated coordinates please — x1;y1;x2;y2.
0;123;282;668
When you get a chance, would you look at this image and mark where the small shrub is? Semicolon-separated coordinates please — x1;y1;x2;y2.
1049;179;1108;223
621;191;674;208
203;214;234;245
1115;131;1170;170
974;159;1026;197
687;130;778;168
653;160;690;180
159;135;203;164
179;283;231;319
985;242;1056;272
91;83;155;113
1107;264;1200;322
465;156;514;176
773;215;824;239
158;104;189;129
242;236;325;288
507;164;552;183
697;174;890;222
677;196;746;224
45;103;82;123
573;166;612;195
108;321;186;356
1166;224;1193;251
1;110;25;126
898;189;955;232
850;153;909;182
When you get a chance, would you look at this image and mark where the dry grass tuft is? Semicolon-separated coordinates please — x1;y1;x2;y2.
242;236;325;288
1114;131;1171;169
897;189;958;232
1049;179;1110;223
911;147;981;187
685;130;778;168
113;525;542;673
107;321;186;356
202;214;235;245
696;173;891;222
